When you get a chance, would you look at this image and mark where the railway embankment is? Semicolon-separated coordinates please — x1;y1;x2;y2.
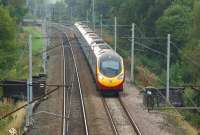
0;26;44;134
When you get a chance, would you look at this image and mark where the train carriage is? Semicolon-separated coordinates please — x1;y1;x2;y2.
74;22;125;93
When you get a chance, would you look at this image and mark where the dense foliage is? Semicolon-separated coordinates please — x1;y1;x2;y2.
0;6;16;80
0;0;27;80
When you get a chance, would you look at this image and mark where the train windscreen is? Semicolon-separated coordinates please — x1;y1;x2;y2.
100;56;121;77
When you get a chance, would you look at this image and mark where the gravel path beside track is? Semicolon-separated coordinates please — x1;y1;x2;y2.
120;81;186;135
28;30;63;135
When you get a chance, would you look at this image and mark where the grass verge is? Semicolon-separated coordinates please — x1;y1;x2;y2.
0;102;26;135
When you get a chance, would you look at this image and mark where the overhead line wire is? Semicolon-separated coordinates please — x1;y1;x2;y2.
171;42;200;69
135;41;166;57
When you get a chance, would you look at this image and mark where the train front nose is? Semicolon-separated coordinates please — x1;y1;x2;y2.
97;54;124;91
97;73;124;91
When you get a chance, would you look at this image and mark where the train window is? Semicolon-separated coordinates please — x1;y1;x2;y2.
99;45;110;49
82;26;88;28
85;32;94;35
95;41;104;44
91;40;103;44
91;37;99;39
89;34;97;36
100;56;121;77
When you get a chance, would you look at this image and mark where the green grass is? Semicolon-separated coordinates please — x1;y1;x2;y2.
23;26;43;53
23;26;44;71
0;102;26;135
0;103;14;130
9;26;45;79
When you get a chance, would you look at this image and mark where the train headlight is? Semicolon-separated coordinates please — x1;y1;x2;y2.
98;74;104;80
118;73;124;80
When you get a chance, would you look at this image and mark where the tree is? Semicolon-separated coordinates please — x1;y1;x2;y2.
65;0;90;19
10;0;27;23
156;4;192;63
0;6;17;80
0;0;27;24
181;1;200;83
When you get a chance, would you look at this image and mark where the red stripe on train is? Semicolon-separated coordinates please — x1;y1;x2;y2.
96;78;124;91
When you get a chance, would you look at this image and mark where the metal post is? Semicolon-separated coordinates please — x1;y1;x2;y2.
70;7;72;23
43;18;47;74
131;23;135;82
86;10;89;24
166;34;170;103
100;14;103;38
92;0;95;31
29;34;33;121
48;9;51;47
114;16;117;51
26;80;30;127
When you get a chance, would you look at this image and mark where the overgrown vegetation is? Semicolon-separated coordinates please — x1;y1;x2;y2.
0;0;43;80
0;1;43;134
0;102;26;134
8;26;44;80
0;6;17;80
0;0;27;80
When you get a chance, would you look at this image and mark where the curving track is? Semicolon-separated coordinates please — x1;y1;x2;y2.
60;24;142;135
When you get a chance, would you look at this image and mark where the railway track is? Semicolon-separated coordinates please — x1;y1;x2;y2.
102;96;142;135
61;30;89;135
59;24;142;135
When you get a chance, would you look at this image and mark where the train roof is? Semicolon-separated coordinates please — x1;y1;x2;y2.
75;22;123;60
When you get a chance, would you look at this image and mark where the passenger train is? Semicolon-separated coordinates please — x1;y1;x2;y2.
74;22;125;93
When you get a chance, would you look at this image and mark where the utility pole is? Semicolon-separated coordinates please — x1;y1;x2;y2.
114;16;117;51
92;0;95;31
131;23;135;83
86;10;89;24
43;18;47;74
29;34;33;118
70;7;72;23
100;14;103;38
166;34;171;103
26;80;30;127
26;34;33;126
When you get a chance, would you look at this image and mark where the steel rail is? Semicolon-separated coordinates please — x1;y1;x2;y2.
66;76;73;134
118;97;142;135
64;32;89;135
62;39;67;135
101;97;119;135
66;50;76;134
